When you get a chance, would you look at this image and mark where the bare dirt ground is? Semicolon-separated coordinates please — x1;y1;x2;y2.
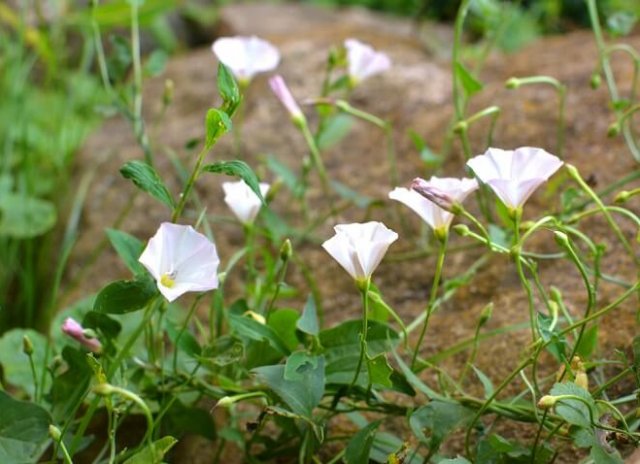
65;3;640;462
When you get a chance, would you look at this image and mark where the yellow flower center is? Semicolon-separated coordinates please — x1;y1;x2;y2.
160;273;176;288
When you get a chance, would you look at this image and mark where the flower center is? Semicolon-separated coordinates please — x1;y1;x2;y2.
160;271;176;288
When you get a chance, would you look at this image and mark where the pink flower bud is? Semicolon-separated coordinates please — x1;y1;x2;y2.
62;318;102;353
269;75;305;122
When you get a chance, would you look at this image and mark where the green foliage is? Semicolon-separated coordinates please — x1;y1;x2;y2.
94;276;158;314
344;420;381;463
123;436;178;464
0;392;51;464
120;160;175;209
201;160;264;202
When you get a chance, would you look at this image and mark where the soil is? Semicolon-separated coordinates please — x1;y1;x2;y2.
64;3;640;462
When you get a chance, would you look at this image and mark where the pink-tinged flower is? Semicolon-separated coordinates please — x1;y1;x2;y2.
269;75;305;122
322;222;398;281
139;223;220;302
390;177;478;233
211;36;280;82
344;38;391;84
466;147;563;211
222;180;270;224
62;318;102;353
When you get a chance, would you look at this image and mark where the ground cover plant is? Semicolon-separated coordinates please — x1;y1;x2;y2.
2;0;640;463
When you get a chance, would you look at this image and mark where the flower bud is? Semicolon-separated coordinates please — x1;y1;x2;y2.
49;425;62;441
244;311;266;325
479;302;493;326
162;79;174;106
575;371;589;390
614;190;631;203
93;383;117;396
607;122;621;137
538;395;558;409
590;73;601;89
453;224;470;236
280;239;292;261
505;77;521;89
553;231;570;248
453;120;468;134
22;335;34;356
411;178;458;213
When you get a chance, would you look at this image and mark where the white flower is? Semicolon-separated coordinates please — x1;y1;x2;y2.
466;147;563;210
62;318;102;353
211;36;280;82
222;180;270;224
389;177;478;232
322;221;398;281
344;38;391;84
269;75;304;122
139;223;220;302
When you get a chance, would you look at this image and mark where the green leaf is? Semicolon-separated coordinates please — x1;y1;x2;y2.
268;309;300;352
82;311;122;340
120;160;174;208
409;400;474;453
344;420;381;464
317;114;354;151
549;382;595;428
204;108;232;149
0;329;49;397
253;355;325;418
574;324;598;359
201;160;264;203
607;11;637;37
331;180;377;209
217;62;241;116
296;295;319;336
408;129;441;167
105;228;145;275
0;391;51;464
229;312;290;355
265;154;301;197
94;275;158;314
284;351;319;381
143;49;168;77
455;62;483;96
50;347;92;422
164;399;215;440
123;436;178;464
319;320;398;386
472;366;494;399
0;194;56;238
439;458;472;464
367;353;392;388
165;320;201;357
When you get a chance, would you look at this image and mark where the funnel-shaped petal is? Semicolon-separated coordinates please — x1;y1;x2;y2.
466;147;563;210
139;223;220;302
223;180;270;224
390;177;478;231
212;36;280;81
322;221;398;281
344;39;391;84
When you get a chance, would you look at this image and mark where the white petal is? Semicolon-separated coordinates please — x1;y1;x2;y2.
389;187;444;229
324;222;397;280
139;223;220;302
345;38;391;83
223;180;268;224
212;36;280;80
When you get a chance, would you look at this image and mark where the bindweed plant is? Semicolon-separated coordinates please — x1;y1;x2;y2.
2;1;640;464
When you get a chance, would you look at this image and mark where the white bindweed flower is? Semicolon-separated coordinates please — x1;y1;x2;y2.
322;221;398;282
222;180;270;224
139;223;220;302
62;317;102;353
344;38;391;85
269;75;305;123
212;36;280;83
389;177;478;234
466;147;563;212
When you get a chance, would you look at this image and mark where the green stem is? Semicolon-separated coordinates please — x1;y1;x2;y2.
173;295;203;373
171;146;208;222
349;278;371;390
411;235;447;370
